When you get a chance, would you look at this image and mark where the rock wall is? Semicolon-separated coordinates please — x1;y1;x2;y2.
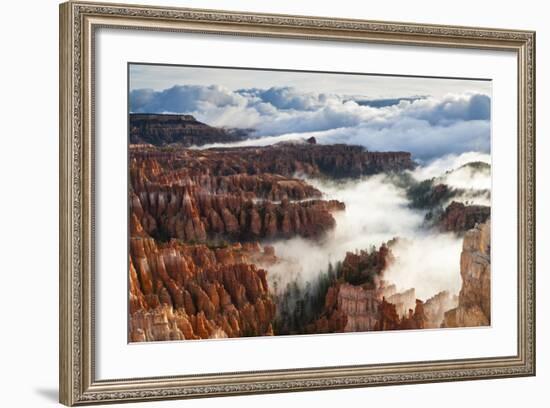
130;146;346;242
438;201;491;233
313;283;428;333
442;220;491;327
129;218;277;341
130;142;414;181
306;244;429;334
129;143;413;244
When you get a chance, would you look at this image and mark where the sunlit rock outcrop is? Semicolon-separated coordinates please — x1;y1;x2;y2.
129;215;277;341
442;220;491;327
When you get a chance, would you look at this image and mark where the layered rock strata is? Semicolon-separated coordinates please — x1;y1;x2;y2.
309;281;432;333
307;245;419;333
438;201;491;233
130;142;414;181
129;217;277;341
130;114;250;146
130;145;347;243
442;220;491;327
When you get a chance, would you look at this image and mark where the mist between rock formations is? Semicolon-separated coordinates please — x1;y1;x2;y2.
264;151;490;302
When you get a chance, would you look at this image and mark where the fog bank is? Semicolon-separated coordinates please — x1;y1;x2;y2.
267;174;462;301
410;151;490;182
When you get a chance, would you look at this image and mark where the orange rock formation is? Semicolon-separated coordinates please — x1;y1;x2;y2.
442;220;491;327
129;214;276;341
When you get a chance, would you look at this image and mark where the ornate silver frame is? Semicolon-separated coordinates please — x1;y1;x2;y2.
59;1;536;405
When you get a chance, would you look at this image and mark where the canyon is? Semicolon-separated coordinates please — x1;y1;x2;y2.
128;116;491;341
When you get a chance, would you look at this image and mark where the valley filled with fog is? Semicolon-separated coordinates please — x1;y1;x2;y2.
267;151;491;303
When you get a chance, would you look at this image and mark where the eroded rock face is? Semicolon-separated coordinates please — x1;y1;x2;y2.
131;142;414;182
315;283;384;333
310;281;431;333
423;291;458;328
305;244;428;333
129;143;413;246
129;219;277;341
130;146;347;242
442;220;491;327
438;201;491;233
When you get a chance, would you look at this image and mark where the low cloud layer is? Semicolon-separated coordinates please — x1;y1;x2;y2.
130;84;491;160
266;172;463;301
410;151;491;181
265;152;490;300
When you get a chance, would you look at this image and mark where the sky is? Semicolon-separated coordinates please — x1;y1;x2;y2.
129;63;492;161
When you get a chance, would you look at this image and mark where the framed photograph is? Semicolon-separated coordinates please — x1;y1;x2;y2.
59;1;536;405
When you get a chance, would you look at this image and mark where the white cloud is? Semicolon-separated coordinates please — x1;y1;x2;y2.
130;84;247;114
198;117;490;161
410;151;491;180
267;174;463;301
131;83;491;160
401;93;490;124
